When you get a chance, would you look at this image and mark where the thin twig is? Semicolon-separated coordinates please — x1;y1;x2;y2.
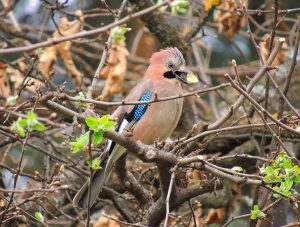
278;16;300;118
163;167;177;227
0;185;68;193
262;0;278;157
188;200;197;227
208;37;285;130
225;74;294;157
67;83;229;106
0;1;169;55
86;0;128;99
86;131;93;227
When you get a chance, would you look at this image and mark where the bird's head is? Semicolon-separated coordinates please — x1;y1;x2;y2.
145;47;199;84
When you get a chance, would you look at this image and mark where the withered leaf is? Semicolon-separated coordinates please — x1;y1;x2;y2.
260;34;288;66
204;208;225;224
214;0;247;39
100;41;129;100
0;62;10;98
37;10;84;87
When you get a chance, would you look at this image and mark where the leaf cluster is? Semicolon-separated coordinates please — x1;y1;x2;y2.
260;153;300;198
68;115;116;170
250;205;266;220
11;111;46;137
157;0;189;15
111;26;128;43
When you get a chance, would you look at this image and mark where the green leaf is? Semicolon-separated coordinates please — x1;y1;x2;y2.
85;115;117;132
250;205;265;220
11;112;46;137
170;0;189;15
263;175;272;183
27;111;38;131
293;175;300;183
264;166;274;175
93;131;104;145
34;211;44;223
69;131;90;153
280;179;293;191
111;26;129;43
18;118;27;127
273;176;282;182
177;7;187;14
87;159;102;170
273;181;293;199
276;153;286;165
293;165;300;174
273;160;279;168
263;174;281;183
171;7;177;15
34;122;46;132
99;115;117;131
273;186;281;198
273;168;280;176
178;1;189;7
11;118;26;137
273;193;281;199
257;210;266;219
85;117;100;132
6;96;18;107
27;111;37;121
283;159;292;169
278;153;285;159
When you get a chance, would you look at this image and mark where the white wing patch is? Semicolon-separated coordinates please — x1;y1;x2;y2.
105;118;129;152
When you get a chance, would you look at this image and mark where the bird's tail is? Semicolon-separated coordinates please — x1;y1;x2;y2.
72;144;126;209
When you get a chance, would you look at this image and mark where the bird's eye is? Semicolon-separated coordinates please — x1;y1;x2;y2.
168;63;174;69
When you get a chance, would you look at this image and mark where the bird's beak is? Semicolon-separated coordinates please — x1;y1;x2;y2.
174;68;199;84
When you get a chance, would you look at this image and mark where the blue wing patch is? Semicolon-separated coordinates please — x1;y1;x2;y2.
107;91;153;155
133;91;153;121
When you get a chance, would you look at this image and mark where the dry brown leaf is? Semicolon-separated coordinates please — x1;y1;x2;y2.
0;199;6;208
214;0;247;39
37;10;84;86
260;34;288;66
100;41;129;100
6;61;38;94
187;169;202;186
204;208;225;225
93;215;121;227
0;62;10;98
187;168;209;186
55;12;84;86
37;45;57;78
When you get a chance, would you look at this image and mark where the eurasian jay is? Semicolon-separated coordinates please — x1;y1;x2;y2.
73;47;198;208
